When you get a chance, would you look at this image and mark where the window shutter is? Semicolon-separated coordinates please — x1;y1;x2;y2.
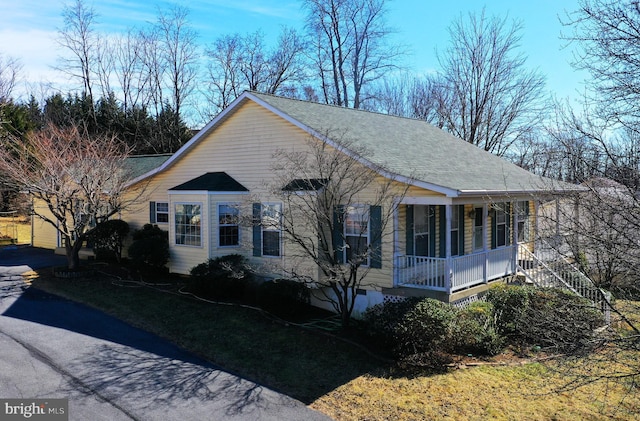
405;205;414;256
429;205;436;257
252;203;261;257
439;205;446;258
458;205;465;256
149;201;156;224
333;205;345;264
370;205;382;269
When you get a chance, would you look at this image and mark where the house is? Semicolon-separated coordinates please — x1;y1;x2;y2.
31;91;580;314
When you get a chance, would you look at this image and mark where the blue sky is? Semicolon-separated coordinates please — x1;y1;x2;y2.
0;0;586;103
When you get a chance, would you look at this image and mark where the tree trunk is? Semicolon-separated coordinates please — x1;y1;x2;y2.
64;236;82;270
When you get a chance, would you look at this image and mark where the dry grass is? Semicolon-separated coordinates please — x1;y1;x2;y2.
310;361;640;420
312;302;640;421
0;216;31;244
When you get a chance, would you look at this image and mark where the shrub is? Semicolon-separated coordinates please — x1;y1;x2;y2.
484;284;533;337
393;298;457;367
486;284;605;353
453;301;504;356
187;254;252;301
519;288;605;353
128;224;169;272
256;279;311;318
89;219;130;262
363;297;422;350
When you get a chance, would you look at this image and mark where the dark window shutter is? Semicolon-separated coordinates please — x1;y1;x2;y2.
439;205;446;258
370;205;382;269
458;205;465;256
405;205;414;256
149;201;156;224
252;203;261;257
429;205;436;257
333;205;345;264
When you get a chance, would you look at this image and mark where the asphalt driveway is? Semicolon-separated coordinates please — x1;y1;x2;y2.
0;247;332;420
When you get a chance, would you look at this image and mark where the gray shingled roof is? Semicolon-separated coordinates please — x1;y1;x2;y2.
124;154;172;180
249;92;573;196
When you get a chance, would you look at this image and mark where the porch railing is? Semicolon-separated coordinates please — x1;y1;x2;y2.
517;244;611;322
395;246;517;292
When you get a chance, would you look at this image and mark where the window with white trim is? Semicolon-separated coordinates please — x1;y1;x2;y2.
451;206;460;256
495;204;509;248
156;202;169;223
516;201;530;243
261;203;281;256
218;204;239;247
175;203;201;246
413;205;430;256
344;205;369;264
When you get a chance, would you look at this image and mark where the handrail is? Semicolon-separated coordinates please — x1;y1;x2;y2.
518;243;611;322
517;245;578;294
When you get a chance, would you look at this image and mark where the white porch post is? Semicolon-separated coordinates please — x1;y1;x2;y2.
512;201;518;274
483;203;489;283
393;199;400;287
445;204;452;294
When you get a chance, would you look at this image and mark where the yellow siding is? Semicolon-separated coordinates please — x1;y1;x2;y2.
31;201;58;249
120;101;405;283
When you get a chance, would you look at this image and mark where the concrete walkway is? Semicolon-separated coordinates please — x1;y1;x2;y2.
0;247;332;420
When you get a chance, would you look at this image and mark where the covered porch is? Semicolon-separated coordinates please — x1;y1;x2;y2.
393;198;534;294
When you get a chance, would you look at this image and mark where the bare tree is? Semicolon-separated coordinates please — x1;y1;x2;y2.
203;28;306;116
424;9;546;156
0;123;144;270
0;53;22;102
203;34;243;113
303;0;403;108
562;0;640;130
109;30;153;113
57;0;100;122
266;135;408;327
153;5;199;124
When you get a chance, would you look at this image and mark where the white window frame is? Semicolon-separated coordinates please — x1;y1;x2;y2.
261;203;282;257
344;204;370;265
472;206;484;252
156;202;169;224
218;203;240;247
494;204;509;248
451;206;460;256
413;205;430;257
175;202;202;247
516;201;530;243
